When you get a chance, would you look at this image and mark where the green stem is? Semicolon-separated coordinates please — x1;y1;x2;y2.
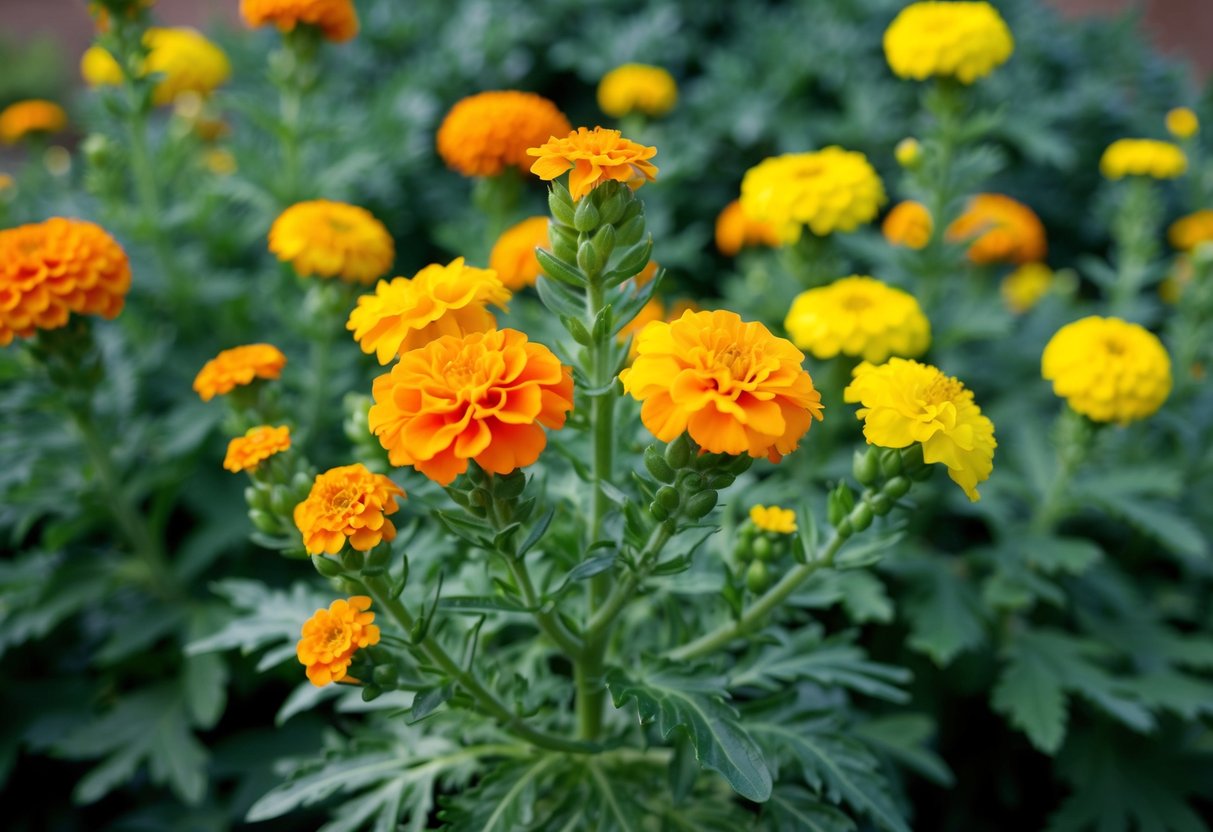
585;522;674;637
503;552;584;656
1109;177;1159;316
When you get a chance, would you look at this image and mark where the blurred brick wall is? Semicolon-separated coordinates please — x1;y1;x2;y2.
1047;0;1213;77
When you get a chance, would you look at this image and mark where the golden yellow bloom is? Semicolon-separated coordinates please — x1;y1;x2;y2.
883;1;1014;84
714;200;781;257
845;359;995;501
618;296;697;359
297;596;380;686
489;216;549;290
81;27;231;106
0;100;67;144
1100;139;1187;180
750;505;797;534
0;219;130;346
437;91;571;178
597;63;678;118
882;201;933;250
269;200;394;284
369;328;574;486
1168;210;1213;252
785;276;930;363
294;464;404;555
223;425;291;473
348;258;510;365
947;193;1047;265
1041;316;1171;424
1001;262;1052;313
528;126;659;202
740;148;885;243
895;138;922;168
193;344;287;401
1166;107;1199;140
620;310;824;461
240;0;359;42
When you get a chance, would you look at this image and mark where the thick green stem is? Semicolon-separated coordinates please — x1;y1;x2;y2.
502;554;584;656
586;522;674;637
1109;177;1159;315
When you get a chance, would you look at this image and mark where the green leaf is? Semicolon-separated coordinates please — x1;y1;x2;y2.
550;554;617;598
991;644;1068;754
437;754;561;832
517;507;555;558
187;580;332;662
438;595;533;614
900;558;986;666
410;685;453;723
1072;487;1207;564
854;715;954;787
763;786;857;832
1025;536;1102;576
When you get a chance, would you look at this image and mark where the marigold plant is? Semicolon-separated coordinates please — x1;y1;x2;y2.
240;0;359;42
193;344;287;401
1168;210;1213;252
1099;139;1187;180
528;126;659;201
883;1;1014;83
946;193;1047;265
0;100;67;144
296;596;380;686
223;425;291;473
81;27;231;105
268;200;394;284
714;199;781;256
784;275;930;363
294;463;405;554
749;504;797;534
1001;262;1053;313
489;216;550;290
882;200;933;250
597;63;678;118
437;91;571;178
1166;106;1199;139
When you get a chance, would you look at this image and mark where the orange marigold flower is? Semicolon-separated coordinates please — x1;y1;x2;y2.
620;310;824;461
348;258;510;365
528;126;658;201
223;425;291;473
296;596;380;686
193;344;287;401
437;91;571;178
1168;210;1213;252
618;296;698;358
489;216;549;290
0;218;130;346
882;200;933;250
240;0;359;42
0;100;67;144
294;463;404;555
715;199;781;257
269;200;394;284
369;328;574;485
946;193;1046;265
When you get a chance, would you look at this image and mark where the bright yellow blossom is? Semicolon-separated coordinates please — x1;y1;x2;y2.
597;64;677;118
750;505;797;534
883;1;1014;84
1100;139;1187;180
785;276;930;363
528;127;658;201
296;596;380;686
269;200;394;284
1166;107;1199;140
81;27;230;106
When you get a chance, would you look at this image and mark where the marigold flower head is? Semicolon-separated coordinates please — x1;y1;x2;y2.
1166;107;1199;140
269;200;394;284
528;126;658;201
946;194;1047;265
294;464;404;555
845;359;995;501
618;296;698;359
81;27;231;106
620;310;824;461
297;596;380;686
0;100;67;144
1041;316;1171;424
1100;139;1187;180
369;328;574;485
785;276;930;364
715;200;781;257
437;91;571;178
1001;262;1052;313
740;148;885;243
1168;210;1213;252
348;258;510;365
750;505;797;534
223;425;291;473
882;201;933;250
895;138;922;168
240;0;358;42
0;218;130;346
489;217;549;290
883;1;1014;84
193;344;287;401
597;64;678;118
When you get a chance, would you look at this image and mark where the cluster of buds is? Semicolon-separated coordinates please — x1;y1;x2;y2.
244;456;315;556
643;434;753;528
543;179;654;291
829;445;929;538
733;507;797;592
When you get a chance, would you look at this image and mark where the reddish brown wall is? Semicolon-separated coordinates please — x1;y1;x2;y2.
1047;0;1213;77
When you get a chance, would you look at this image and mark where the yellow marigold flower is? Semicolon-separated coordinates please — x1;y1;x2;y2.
1041;316;1171;424
882;201;933;250
947;193;1047;265
193;344;287;402
0;218;130;346
1166;107;1199;140
1167;210;1213;252
369;328;574;486
845;359;995;501
296;596;380;686
241;0;358;42
883;1;1014;84
1001;262;1052;313
597;63;678;118
1100;139;1187;180
618;296;697;358
269;200;394;284
895;137;922;169
81;27;231;106
489;216;549;290
0;100;67;144
348;258;510;365
715;200;781;257
528;126;659;201
739;148;886;243
620;310;824;461
223;425;291;473
437;91;571;178
294;464;404;555
785;276;930;363
750;505;797;534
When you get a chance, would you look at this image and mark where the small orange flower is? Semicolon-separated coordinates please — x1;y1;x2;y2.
620;310;824;461
193;344;287;401
489;217;550;290
437;91;571;178
1168;210;1213;252
240;0;358;42
0;100;67;144
528;127;658;201
294;464;404;555
882;201;933;250
297;596;380;686
269;200;394;284
223;425;291;473
369;328;574;485
946;193;1046;265
715;199;781;257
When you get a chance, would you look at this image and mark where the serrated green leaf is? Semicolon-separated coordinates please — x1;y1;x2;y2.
901;559;986;666
763;786;857;832
992;645;1068;753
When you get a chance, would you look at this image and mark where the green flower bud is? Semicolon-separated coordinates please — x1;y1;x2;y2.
879;448;903;478
577;238;605;276
870;493;893;516
693;451;723;471
367;646;392;664
494;471;527;500
685;490;718;520
884;476;912;499
611;239;652;281
753;536;774;561
746;560;771;593
548;185;576;227
249;508;279;534
853;448;880;486
313;555;343;578
644;445;676;483
537;248;585;286
372;664;397;688
341;548;365;572
836;518;854;539
707;473;735;490
561;315;592;346
649;501;670;521
665;434;693;469
656;486;681;511
573;198;600;232
244;485;264;510
590;223;616;263
725;455;755;475
734;541;753;563
469;487;491;508
270;485;294;517
850;502;874;533
598;184;627;225
361;684;383;702
363;545;392;577
615;212;645;247
548;223;579;263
